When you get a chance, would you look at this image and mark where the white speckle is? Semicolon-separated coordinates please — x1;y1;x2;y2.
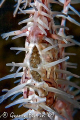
26;31;29;36
27;22;33;26
25;42;29;48
28;27;31;31
55;115;59;120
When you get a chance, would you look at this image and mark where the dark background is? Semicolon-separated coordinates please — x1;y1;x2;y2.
0;0;80;120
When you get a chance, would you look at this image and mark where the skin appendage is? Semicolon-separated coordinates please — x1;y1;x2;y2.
0;0;80;120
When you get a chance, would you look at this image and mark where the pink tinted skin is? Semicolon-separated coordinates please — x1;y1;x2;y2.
0;0;80;120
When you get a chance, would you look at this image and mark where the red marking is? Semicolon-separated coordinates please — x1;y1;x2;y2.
58;84;61;88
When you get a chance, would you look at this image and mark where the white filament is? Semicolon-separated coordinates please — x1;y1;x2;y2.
10;47;28;52
37;18;49;30
43;56;69;68
18;16;33;25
